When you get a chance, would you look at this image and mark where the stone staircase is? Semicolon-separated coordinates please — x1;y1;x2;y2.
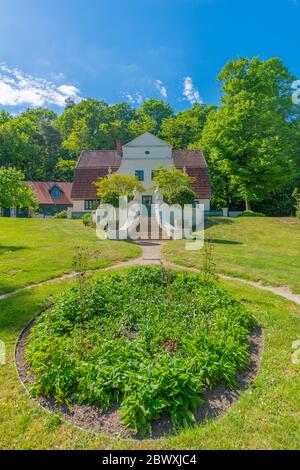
136;217;173;240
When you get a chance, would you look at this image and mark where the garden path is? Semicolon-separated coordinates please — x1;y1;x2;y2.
1;240;300;307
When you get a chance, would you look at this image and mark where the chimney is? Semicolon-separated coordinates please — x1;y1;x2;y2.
116;140;122;153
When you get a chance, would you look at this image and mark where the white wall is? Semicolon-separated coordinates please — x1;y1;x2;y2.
72;200;85;212
119;132;172;192
195;199;210;211
72;134;211;212
117;158;172;191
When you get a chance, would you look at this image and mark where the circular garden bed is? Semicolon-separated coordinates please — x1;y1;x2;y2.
16;266;262;438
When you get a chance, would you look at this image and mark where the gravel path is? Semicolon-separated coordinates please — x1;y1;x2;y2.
1;240;300;307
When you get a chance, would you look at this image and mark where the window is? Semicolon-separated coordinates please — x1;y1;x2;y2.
145;150;150;155
50;187;61;200
135;170;144;181
84;200;99;210
151;170;158;180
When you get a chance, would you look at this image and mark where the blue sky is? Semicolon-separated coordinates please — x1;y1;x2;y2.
0;0;299;113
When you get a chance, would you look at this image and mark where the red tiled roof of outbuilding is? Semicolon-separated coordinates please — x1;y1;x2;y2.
25;181;73;205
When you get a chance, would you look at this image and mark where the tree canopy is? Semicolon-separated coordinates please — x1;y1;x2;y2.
151;165;194;204
0;167;38;210
95;173;145;200
200;57;299;210
0;56;299;214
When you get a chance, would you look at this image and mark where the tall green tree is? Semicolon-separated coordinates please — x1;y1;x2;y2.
201;57;299;210
54;159;76;181
139;99;173;133
0;114;40;178
0;108;60;180
128;115;156;137
160;104;215;148
0;167;38;210
0;110;12;125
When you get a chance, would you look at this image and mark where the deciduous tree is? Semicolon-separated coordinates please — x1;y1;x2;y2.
0;167;38;211
201;57;298;210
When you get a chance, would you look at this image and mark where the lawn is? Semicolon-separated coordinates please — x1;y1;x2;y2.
0;217;299;449
163;217;300;294
0;218;141;295
0;271;299;450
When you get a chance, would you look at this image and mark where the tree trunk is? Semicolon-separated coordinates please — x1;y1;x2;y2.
245;200;252;211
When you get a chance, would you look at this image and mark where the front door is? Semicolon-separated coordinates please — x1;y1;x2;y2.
142;195;153;216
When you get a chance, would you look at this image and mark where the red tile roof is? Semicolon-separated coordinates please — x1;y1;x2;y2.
76;150;123;169
71;149;211;200
71;169;115;199
25;181;73;205
172;150;211;198
172;150;207;168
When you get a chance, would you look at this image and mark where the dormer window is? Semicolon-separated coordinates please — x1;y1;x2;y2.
50;186;62;200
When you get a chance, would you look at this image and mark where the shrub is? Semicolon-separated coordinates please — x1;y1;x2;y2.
238;211;265;217
26;266;256;435
101;190;120;208
167;186;196;206
253;191;294;216
82;212;95;227
54;210;67;219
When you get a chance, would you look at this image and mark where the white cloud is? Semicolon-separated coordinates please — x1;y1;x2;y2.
182;76;203;105
155;79;167;99
0;63;82;108
124;92;145;105
57;84;80;97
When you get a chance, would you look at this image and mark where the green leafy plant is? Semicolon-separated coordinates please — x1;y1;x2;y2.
54;210;67;219
26;266;256;435
82;213;95;227
238;211;265;217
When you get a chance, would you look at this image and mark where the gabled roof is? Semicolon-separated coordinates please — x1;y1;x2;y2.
76;150;122;169
71;151;211;200
172;150;207;169
71;133;210;200
25;181;73;205
123;132;172;148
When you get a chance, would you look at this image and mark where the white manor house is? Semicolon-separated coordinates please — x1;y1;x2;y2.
71;132;211;216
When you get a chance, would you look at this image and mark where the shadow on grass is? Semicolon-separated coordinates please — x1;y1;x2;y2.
205;218;235;229
0;245;27;254
211;239;243;245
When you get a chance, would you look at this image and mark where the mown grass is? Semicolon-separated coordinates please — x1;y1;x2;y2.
0;271;299;450
163;217;300;294
0;218;141;294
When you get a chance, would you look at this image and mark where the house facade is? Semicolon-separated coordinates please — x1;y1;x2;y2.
2;182;73;218
71;132;211;216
